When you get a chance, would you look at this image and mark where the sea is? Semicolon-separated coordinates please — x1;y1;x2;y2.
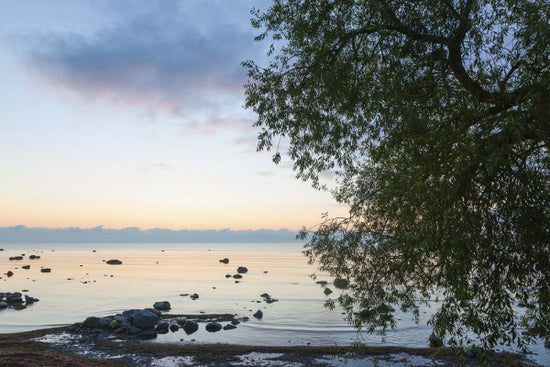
1;242;548;365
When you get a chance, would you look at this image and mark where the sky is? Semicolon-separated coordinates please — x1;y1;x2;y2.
0;0;347;232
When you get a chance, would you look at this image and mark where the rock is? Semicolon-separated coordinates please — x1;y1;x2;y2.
237;266;248;274
323;287;333;296
190;293;199;300
225;274;232;278
333;278;349;289
137;330;157;340
315;280;328;286
108;319;119;329
241;317;249;322
0;302;8;309
145;307;162;317
132;310;159;329
223;324;237;330
29;255;40;260
99;317;112;328
219;258;229;264
153;301;171;311
183;320;199;335
22;265;30;270
231;319;240;325
169;323;179;332
41;268;52;273
464;344;477;358
155;322;169;334
429;333;443;348
106;259;122;265
9;256;23;261
82;316;101;329
6;271;13;278
233;274;243;279
205;322;222;332
253;310;263;319
7;293;23;304
24;295;36;304
176;318;187;326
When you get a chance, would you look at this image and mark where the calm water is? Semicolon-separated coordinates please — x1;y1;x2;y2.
1;243;548;364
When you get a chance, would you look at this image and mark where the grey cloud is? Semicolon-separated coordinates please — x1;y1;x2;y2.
18;0;264;116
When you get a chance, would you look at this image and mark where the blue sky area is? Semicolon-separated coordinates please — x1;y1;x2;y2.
0;0;348;234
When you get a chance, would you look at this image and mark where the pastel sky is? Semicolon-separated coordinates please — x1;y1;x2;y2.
0;0;347;231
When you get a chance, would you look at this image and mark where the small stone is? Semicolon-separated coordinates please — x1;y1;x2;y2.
169;323;180;332
41;268;52;273
29;255;40;260
219;258;229;264
22;265;30;270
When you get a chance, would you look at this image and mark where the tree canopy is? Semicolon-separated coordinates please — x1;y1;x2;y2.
244;0;549;348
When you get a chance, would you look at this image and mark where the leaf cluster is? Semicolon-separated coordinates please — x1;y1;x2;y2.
244;0;549;349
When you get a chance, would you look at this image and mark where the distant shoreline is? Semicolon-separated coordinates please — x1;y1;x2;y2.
0;225;304;243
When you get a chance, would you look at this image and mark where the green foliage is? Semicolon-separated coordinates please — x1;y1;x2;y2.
244;0;549;348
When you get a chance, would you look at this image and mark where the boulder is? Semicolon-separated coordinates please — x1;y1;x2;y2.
183;320;199;335
22;265;30;270
233;274;243;279
132;310;159;329
29;255;40;260
231;319;240;325
253;310;263;319
169;323;180;332
24;295;37;304
237;266;248;274
7;293;23;304
223;324;237;330
205;322;222;332
0;302;8;309
153;301;171;311
323;287;333;296
81;316;101;329
155;322;169;334
106;259;122;265
9;256;23;261
6;271;13;278
99;317;112;328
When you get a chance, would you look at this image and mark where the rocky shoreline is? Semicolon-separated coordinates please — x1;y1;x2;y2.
0;321;539;367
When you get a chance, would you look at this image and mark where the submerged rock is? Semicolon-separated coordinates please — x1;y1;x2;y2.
106;259;122;265
253;310;263;319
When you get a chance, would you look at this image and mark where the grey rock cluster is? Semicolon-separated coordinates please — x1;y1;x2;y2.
0;292;39;310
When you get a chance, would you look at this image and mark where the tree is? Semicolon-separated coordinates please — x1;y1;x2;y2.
243;0;549;349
